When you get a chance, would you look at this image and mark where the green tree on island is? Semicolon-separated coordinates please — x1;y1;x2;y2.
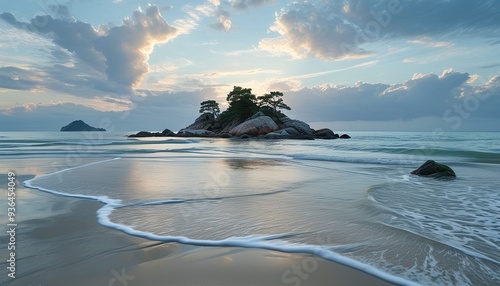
199;100;220;118
224;86;259;120
257;91;291;114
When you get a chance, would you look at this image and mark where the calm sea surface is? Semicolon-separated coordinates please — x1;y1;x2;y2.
2;131;499;285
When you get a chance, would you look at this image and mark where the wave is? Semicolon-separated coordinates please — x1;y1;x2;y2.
23;158;421;286
291;153;420;166
0;138;200;147
362;147;500;164
367;180;500;266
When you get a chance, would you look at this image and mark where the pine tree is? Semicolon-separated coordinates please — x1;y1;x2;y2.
257;91;291;114
199;100;220;118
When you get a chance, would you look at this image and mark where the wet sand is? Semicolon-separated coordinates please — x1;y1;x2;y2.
0;159;396;286
2;195;396;285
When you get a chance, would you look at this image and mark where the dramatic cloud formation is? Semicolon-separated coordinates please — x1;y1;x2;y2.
0;0;498;131
2;69;498;131
0;88;217;131
0;5;177;93
286;70;500;126
260;0;500;60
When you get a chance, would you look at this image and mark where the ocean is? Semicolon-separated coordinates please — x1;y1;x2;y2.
1;131;499;285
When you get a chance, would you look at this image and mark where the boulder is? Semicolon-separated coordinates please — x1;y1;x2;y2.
281;119;314;136
161;129;175;136
128;130;176;137
229;116;279;136
411;160;456;178
263;128;315;140
177;129;215;137
128;131;153;138
314;128;338;139
218;133;232;138
283;127;300;136
184;113;215;130
263;129;291;139
247;111;266;121
340;134;351;139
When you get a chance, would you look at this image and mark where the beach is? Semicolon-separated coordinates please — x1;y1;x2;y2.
1;132;500;285
1;158;394;286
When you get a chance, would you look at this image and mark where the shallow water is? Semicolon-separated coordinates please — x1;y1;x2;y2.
3;131;500;285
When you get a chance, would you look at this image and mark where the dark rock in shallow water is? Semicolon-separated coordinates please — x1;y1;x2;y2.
340;134;351;139
128;131;153;137
314;128;338;139
162;129;175;136
61;120;105;131
176;129;215;137
128;129;175;137
411;160;456;178
218;133;232;138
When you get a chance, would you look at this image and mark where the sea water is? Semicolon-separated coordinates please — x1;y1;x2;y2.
2;131;500;285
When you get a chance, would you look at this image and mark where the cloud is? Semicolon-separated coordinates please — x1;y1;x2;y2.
211;9;232;31
2;70;499;131
289;61;378;80
229;0;278;11
408;37;454;48
285;69;499;124
260;0;500;60
403;57;417;63
0;5;178;93
173;1;221;34
0;67;43;91
0;88;218;131
199;68;281;78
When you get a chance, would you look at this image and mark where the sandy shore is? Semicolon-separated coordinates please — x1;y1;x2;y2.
1;159;396;286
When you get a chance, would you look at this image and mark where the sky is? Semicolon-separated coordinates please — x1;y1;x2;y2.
0;0;499;132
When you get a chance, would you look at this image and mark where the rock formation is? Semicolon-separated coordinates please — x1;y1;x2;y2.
128;111;350;140
411;160;456;178
128;129;174;138
229;115;279;136
60;120;105;132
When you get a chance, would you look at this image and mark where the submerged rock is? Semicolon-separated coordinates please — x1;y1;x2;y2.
411;160;456;178
340;134;351;139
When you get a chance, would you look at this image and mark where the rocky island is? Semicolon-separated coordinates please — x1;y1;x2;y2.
129;86;349;140
61;120;106;132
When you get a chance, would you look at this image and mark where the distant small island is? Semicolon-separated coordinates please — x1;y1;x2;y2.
129;86;350;140
61;120;106;132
